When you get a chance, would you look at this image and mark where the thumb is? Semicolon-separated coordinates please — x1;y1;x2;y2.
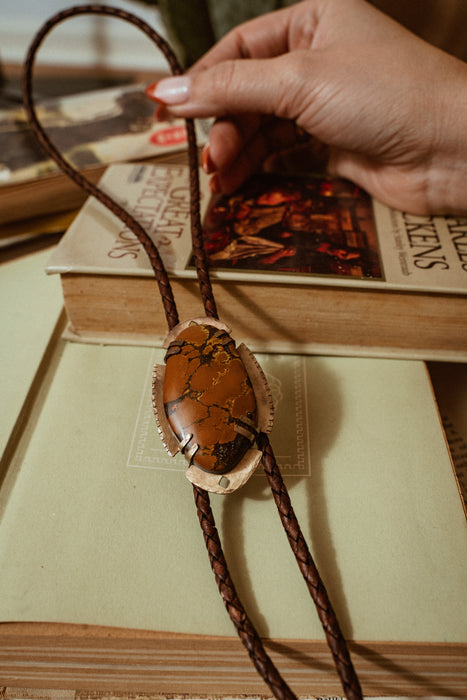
145;56;294;120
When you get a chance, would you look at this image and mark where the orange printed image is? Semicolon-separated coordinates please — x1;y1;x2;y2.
201;173;383;280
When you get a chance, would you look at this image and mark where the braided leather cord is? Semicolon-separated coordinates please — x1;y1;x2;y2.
22;5;185;330
185;118;219;321
194;485;296;700
23;6;362;700
257;433;363;700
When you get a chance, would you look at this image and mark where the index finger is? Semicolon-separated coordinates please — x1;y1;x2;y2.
189;4;295;71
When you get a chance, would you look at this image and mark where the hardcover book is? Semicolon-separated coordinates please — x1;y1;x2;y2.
46;162;467;360
1;344;466;694
0;84;207;225
1;249;466;695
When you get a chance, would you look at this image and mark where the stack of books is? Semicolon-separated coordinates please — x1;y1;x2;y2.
0;83;207;226
1;89;466;696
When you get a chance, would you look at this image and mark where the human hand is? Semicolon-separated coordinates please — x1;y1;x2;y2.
146;0;467;215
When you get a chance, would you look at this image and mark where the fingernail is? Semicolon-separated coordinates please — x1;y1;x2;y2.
202;144;215;174
146;76;190;105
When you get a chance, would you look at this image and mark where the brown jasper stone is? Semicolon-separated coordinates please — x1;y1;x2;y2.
163;323;257;474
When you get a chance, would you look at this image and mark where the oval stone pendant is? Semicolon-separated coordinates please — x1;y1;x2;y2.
152;317;274;493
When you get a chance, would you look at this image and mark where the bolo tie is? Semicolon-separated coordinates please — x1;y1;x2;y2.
23;6;364;699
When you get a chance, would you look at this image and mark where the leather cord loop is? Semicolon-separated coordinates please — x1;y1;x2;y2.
22;4;218;329
22;6;362;699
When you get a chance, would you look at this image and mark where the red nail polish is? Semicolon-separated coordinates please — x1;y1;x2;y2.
145;82;159;102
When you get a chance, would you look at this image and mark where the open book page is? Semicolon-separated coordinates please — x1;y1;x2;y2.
0;338;465;643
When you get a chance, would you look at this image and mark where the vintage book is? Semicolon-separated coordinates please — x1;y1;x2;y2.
0;209;77;251
46;163;467;361
0;265;466;696
0;84;207;225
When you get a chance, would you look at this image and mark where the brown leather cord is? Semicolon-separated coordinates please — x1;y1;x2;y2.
194;485;296;700
23;13;179;330
184;118;219;322
257;432;363;700
22;6;362;700
23;7;218;328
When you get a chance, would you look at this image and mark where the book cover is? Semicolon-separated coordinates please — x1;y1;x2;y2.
47;162;467;294
0;340;466;692
0;248;63;471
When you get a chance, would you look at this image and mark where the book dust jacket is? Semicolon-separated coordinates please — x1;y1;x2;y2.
48;163;467;296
